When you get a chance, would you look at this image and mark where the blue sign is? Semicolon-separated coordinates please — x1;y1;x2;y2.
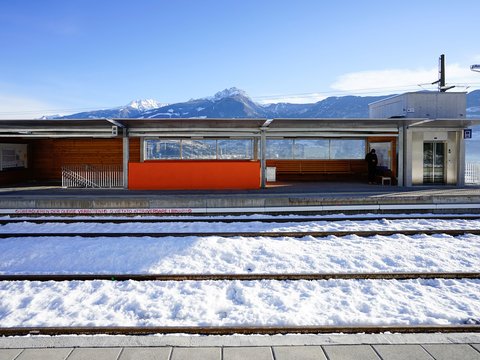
464;129;472;139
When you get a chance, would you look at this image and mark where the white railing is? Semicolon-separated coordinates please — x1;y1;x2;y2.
465;162;480;185
62;165;124;188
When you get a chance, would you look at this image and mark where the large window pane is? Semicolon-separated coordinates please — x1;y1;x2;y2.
330;139;365;159
266;139;293;159
182;140;216;159
145;139;180;159
294;139;329;159
217;139;253;159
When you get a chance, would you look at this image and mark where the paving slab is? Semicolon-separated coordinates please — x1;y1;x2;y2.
423;344;480;360
170;347;221;360
118;347;172;360
473;344;480;352
15;348;72;360
2;333;480;349
323;345;380;360
0;349;23;360
67;347;122;360
273;345;327;360
373;345;434;360
223;347;273;360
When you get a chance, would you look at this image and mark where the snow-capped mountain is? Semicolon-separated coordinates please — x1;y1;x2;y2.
210;87;249;101
57;99;167;119
141;87;268;119
127;99;167;112
49;88;480;120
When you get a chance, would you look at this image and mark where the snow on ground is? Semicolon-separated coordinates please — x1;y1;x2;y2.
2;218;480;234
0;215;479;327
0;234;478;275
0;217;479;274
0;279;479;327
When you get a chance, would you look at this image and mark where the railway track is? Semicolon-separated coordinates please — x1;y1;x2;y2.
0;228;479;238
1;214;479;337
1;324;479;336
2;270;478;336
1;271;479;282
2;214;480;224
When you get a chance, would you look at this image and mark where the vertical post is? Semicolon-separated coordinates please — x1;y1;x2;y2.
404;127;413;187
260;128;267;188
439;54;446;91
123;128;129;189
458;130;466;186
397;125;404;186
253;138;259;160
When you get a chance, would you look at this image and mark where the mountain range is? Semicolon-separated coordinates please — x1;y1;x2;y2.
51;87;480;120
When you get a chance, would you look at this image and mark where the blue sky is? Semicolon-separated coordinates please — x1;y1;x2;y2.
1;0;479;118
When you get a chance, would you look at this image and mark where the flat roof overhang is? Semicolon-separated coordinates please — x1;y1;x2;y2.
122;118;266;138
0;119;118;138
263;118;399;137
0;118;478;139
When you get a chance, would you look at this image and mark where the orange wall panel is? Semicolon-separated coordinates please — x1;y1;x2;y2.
128;160;260;190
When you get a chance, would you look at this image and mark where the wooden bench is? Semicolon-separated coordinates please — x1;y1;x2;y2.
270;160;301;174
267;160;353;175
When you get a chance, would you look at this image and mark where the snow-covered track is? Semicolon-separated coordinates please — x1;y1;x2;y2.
2;214;480;224
1;324;479;336
1;229;480;238
1;272;479;282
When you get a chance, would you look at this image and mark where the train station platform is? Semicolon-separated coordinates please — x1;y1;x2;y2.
0;182;480;215
0;333;479;359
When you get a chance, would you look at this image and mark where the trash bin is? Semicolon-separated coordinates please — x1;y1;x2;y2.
266;167;276;182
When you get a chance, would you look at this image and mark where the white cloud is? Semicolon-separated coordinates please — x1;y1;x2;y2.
0;94;60;119
331;64;480;95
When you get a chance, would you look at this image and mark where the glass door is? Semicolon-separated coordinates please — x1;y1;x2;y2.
423;142;445;184
370;142;391;169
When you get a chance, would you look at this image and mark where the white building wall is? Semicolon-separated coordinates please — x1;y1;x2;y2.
369;92;466;119
411;132;424;185
446;131;458;185
410;129;461;185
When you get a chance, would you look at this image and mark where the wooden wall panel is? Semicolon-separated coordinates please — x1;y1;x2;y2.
30;138;124;181
129;138;141;162
0;169;31;186
266;159;368;182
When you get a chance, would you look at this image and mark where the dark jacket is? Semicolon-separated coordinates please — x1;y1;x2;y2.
365;151;378;170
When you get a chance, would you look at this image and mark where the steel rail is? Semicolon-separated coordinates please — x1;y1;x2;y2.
0;272;479;282
2;214;480;224
1;229;480;238
1;324;479;336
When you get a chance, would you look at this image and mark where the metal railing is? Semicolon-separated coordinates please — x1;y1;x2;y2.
62;165;123;188
465;162;480;185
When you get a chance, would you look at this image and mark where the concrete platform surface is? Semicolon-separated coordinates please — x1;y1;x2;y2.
1;334;479;360
0;183;480;214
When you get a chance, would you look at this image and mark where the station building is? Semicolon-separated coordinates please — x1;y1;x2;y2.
0;92;477;190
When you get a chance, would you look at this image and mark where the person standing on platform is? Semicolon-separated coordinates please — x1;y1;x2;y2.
365;149;378;184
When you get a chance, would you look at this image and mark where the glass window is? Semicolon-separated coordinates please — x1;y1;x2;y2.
294;139;329;159
217;139;253;159
266;139;293;159
145;139;180;159
330;139;365;159
181;140;217;159
371;142;391;168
